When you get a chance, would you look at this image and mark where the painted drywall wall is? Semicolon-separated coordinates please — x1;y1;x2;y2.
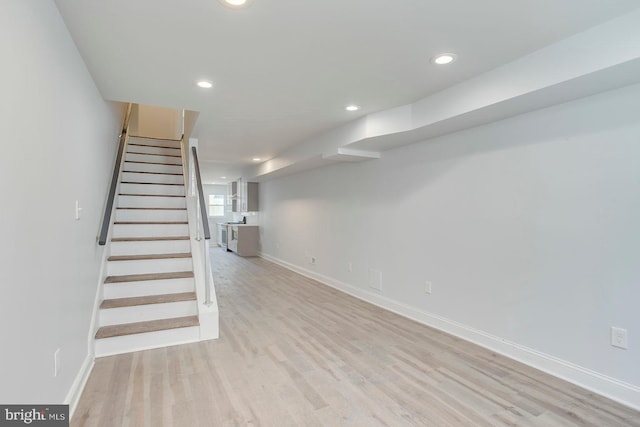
0;1;123;403
259;83;640;407
129;104;183;140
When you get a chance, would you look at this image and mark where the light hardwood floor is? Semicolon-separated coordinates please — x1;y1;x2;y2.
72;249;640;426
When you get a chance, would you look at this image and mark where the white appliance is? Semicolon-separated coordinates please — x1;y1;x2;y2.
217;223;228;250
228;226;238;253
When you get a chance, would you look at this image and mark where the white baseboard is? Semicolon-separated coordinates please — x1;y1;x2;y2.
65;354;94;419
260;252;640;411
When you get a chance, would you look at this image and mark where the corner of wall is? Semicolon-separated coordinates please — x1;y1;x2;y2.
65;355;95;419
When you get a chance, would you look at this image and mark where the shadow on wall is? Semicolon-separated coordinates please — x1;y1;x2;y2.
128;104;183;140
268;82;640;208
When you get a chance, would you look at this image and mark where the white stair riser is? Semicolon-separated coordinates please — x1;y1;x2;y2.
107;257;193;276
127;144;181;156
115;209;187;222
123;161;183;175
100;301;197;326
121;171;184;185
110;239;191;256
113;223;189;238
95;326;199;357
104;277;195;299
120;183;185;196
125;152;182;165
127;137;181;149
117;195;186;209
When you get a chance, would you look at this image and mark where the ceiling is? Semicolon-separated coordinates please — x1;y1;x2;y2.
55;0;640;182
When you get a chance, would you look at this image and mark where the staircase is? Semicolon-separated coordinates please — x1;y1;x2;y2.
94;136;201;357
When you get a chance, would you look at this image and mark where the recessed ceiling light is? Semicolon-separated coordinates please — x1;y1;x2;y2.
432;53;457;65
197;80;213;89
220;176;227;179
219;0;250;8
345;105;360;111
252;157;261;161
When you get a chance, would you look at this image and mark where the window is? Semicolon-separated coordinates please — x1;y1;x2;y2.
208;194;225;217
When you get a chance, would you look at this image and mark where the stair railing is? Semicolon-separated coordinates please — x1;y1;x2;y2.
99;103;133;246
191;146;213;306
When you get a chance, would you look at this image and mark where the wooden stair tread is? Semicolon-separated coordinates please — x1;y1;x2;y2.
114;221;188;225
128;143;181;150
108;252;192;261
124;160;182;166
100;292;197;309
111;236;190;242
95;315;199;339
108;253;192;261
129;135;182;142
121;181;184;186
105;271;194;283
119;193;185;197
122;170;183;176
117;207;187;211
127;151;182;158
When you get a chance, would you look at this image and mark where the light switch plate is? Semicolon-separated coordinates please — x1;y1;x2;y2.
54;348;61;377
75;200;82;220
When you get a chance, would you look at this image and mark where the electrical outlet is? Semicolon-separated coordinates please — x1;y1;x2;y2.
425;280;432;294
54;348;60;377
348;262;353;272
611;327;628;349
310;257;316;265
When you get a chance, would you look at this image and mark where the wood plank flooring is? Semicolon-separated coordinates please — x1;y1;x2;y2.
72;250;640;426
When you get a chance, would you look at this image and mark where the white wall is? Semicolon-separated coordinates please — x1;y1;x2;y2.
260;83;640;407
129;104;183;140
0;1;123;403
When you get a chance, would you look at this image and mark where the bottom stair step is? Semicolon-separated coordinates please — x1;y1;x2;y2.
95;315;199;339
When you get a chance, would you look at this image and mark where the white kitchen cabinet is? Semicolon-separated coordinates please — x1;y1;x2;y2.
227;225;259;256
227;181;238;212
231;179;259;213
245;182;259;212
